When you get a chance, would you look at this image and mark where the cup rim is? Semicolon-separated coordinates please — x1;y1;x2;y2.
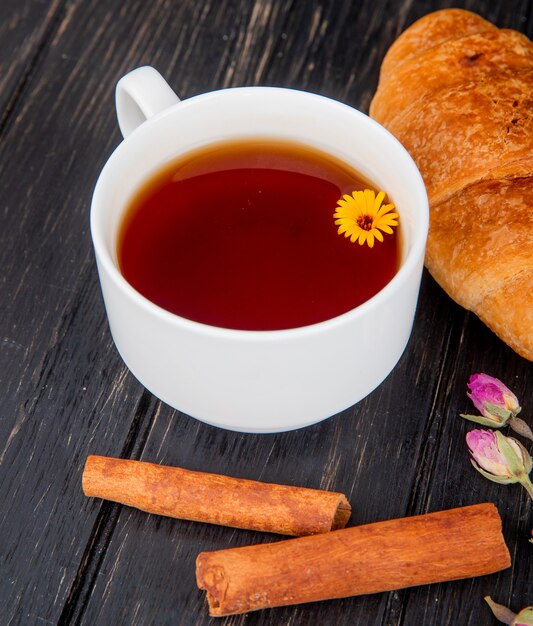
91;86;428;340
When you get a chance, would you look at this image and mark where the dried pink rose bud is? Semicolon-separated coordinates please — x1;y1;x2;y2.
467;430;515;478
466;429;533;500
485;597;533;625
468;373;520;415
461;374;532;441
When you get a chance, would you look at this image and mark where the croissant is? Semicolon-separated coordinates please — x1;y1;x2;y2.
370;9;533;361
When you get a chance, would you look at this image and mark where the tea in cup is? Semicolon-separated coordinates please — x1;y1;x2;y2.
91;66;428;432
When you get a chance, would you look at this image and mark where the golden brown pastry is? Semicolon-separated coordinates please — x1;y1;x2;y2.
370;9;533;360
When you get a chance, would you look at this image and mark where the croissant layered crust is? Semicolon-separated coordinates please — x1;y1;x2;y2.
370;9;533;360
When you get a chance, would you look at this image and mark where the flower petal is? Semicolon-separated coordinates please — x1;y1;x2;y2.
376;202;396;218
380;218;399;228
363;189;375;214
350;191;364;213
380;213;399;223
470;460;516;484
373;191;386;212
374;229;384;243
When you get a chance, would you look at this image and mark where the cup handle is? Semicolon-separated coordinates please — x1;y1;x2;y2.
115;66;181;139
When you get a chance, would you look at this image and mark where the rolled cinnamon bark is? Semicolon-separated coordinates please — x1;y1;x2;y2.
82;455;351;536
196;503;510;616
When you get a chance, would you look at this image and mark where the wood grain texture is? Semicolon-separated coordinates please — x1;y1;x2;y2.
0;0;162;622
0;0;65;134
0;0;531;625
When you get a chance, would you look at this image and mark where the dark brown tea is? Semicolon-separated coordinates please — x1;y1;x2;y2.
118;140;400;330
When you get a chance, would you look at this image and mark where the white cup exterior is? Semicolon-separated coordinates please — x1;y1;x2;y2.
91;67;428;433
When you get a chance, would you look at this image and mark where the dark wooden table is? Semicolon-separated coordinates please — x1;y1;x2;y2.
1;1;532;624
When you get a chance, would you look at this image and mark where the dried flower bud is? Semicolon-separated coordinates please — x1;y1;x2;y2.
466;429;533;500
468;373;521;416
461;374;532;442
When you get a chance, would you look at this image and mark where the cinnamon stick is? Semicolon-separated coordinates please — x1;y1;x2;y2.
82;455;351;536
196;503;510;616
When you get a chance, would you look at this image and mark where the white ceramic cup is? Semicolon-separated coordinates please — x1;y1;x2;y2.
91;66;428;433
